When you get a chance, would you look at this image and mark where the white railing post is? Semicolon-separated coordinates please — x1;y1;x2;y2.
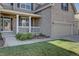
29;16;31;32
16;14;19;34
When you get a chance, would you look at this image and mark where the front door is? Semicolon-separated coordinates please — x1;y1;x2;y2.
3;18;11;31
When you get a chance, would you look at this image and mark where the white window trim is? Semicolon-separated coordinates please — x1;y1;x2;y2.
20;3;31;11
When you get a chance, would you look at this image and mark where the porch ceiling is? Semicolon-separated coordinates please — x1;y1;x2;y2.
0;9;41;18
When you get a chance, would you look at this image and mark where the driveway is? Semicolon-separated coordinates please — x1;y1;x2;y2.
60;35;79;41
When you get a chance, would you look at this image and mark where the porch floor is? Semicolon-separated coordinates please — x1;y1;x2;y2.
2;32;51;47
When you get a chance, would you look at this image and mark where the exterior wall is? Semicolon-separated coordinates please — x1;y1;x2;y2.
0;3;33;13
35;7;51;36
33;3;48;10
0;3;75;37
34;3;75;37
52;3;74;22
74;14;79;35
51;3;74;37
0;3;13;10
33;4;40;10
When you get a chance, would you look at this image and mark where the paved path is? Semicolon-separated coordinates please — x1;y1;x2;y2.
2;32;52;47
2;32;79;47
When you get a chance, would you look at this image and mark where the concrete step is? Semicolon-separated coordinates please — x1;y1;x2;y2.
2;32;16;38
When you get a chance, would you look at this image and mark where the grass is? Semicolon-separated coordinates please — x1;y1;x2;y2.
0;39;79;56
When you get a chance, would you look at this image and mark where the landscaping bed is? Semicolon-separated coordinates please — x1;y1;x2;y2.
16;33;50;41
32;34;50;39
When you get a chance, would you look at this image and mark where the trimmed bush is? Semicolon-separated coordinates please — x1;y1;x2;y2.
16;33;32;41
39;33;45;36
19;34;28;40
16;33;22;40
25;33;32;39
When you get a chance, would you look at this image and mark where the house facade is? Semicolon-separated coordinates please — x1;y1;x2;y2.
0;3;76;38
0;3;41;34
74;13;79;35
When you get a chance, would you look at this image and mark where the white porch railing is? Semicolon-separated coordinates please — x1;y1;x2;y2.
18;26;40;33
31;26;40;33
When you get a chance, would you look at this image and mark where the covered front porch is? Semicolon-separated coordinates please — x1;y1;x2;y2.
0;9;41;34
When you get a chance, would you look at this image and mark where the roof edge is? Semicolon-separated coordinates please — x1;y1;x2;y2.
71;3;77;14
33;4;52;13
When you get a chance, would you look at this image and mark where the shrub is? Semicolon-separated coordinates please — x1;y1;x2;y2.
16;33;22;39
26;33;32;39
16;33;32;41
39;33;45;36
19;34;28;40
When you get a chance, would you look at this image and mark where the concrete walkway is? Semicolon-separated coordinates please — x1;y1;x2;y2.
2;32;52;47
2;32;79;47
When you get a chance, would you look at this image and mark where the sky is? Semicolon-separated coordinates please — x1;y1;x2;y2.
75;3;79;12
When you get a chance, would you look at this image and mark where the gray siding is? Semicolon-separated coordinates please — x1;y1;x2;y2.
33;3;49;10
0;3;75;37
35;7;51;36
0;3;13;10
51;3;74;37
52;4;74;22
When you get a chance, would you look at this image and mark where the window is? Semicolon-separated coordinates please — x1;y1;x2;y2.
61;3;68;11
31;3;33;10
17;3;20;8
21;4;25;9
10;3;13;6
19;17;29;27
17;3;32;11
26;5;31;10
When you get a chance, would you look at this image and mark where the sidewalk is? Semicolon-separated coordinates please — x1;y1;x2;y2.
4;37;52;47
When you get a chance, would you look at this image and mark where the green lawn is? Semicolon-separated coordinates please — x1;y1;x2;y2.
0;39;79;56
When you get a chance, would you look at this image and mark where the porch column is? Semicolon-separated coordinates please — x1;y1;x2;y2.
29;16;31;32
16;14;19;34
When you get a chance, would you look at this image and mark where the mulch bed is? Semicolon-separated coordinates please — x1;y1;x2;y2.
32;35;50;39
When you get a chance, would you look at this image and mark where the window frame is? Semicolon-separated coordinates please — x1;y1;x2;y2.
61;3;68;11
17;3;20;8
19;17;29;27
10;3;13;6
20;3;32;11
